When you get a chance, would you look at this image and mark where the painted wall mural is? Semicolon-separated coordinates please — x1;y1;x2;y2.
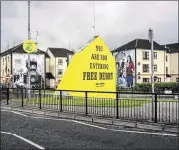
12;53;45;89
113;49;136;88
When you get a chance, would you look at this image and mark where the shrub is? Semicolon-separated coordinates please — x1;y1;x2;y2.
133;82;179;93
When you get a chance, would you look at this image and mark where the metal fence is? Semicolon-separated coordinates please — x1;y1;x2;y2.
1;88;179;125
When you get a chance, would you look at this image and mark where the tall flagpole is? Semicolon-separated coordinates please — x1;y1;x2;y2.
93;0;96;37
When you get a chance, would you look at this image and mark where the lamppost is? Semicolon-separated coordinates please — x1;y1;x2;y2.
27;1;31;98
148;28;155;120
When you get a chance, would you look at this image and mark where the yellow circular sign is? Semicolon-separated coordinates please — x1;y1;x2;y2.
23;40;36;53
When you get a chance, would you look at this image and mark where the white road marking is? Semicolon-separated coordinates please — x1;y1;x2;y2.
1;131;45;150
73;120;107;130
1;110;28;117
1;109;178;137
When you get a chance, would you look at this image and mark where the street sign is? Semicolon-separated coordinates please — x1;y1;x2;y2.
23;40;36;53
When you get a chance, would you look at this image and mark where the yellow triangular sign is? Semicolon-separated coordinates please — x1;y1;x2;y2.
56;36;116;99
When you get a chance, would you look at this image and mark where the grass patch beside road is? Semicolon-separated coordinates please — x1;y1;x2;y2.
11;97;151;107
10;96;178;107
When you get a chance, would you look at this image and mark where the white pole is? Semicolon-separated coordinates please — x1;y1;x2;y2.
27;1;31;98
149;28;155;120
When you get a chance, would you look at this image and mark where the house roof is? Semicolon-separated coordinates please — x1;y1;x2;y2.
111;39;168;53
48;48;74;57
0;43;50;58
162;43;179;53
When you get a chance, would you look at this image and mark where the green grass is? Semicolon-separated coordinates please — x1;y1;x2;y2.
11;97;152;107
11;96;178;107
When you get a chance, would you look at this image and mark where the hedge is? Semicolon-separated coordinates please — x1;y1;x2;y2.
117;82;179;93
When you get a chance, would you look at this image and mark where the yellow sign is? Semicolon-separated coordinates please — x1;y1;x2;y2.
56;36;116;99
23;40;36;53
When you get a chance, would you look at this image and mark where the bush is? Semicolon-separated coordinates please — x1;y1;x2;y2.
133;82;179;93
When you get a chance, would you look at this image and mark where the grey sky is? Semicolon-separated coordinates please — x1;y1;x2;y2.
1;1;178;52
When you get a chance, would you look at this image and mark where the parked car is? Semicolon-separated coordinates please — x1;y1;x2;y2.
164;89;172;94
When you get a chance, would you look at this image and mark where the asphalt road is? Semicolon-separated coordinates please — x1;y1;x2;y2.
1;110;178;149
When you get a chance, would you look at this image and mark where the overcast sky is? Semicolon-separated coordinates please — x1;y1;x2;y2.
1;1;178;52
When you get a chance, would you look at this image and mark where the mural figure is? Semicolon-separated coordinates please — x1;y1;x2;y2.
126;55;134;88
114;50;135;88
12;54;44;89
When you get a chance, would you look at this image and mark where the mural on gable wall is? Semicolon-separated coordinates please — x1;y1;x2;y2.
12;53;45;89
113;49;136;88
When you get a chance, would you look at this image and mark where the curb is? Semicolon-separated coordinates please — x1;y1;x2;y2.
1;105;178;133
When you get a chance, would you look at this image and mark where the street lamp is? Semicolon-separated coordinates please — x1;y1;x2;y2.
148;28;155;120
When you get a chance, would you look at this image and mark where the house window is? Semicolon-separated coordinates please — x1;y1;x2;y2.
143;51;149;60
176;78;179;82
153;52;157;59
3;58;4;65
3;70;4;76
58;59;63;65
166;55;168;62
143;78;149;82
166;67;168;74
58;69;63;75
143;64;149;72
7;56;9;62
158;78;161;82
154;64;157;72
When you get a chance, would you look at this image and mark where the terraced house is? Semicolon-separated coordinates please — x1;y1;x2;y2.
162;43;179;82
111;39;178;88
0;44;74;89
0;44;48;88
46;48;74;88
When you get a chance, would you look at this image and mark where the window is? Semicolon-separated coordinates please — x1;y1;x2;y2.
153;52;157;59
58;59;63;65
143;64;149;72
154;64;157;72
143;78;149;82
166;55;168;62
58;69;63;75
166;67;168;74
3;58;4;65
176;78;179;82
143;51;149;60
158;78;161;82
7;56;9;62
3;70;4;76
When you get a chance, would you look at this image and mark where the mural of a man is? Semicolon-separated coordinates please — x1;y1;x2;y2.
126;55;134;88
14;58;44;89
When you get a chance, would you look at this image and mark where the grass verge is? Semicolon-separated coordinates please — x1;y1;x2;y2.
11;97;151;107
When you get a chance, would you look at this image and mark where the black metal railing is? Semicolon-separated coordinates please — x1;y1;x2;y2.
2;88;179;125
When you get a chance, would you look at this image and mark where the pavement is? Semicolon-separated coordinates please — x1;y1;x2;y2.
1;110;178;150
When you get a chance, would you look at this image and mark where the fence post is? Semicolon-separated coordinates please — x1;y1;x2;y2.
21;88;24;107
85;91;88;115
24;88;26;98
116;92;119;119
60;90;62;112
39;89;41;109
6;88;9;105
154;93;157;123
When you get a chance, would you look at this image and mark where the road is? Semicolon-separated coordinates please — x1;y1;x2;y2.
1;110;178;149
